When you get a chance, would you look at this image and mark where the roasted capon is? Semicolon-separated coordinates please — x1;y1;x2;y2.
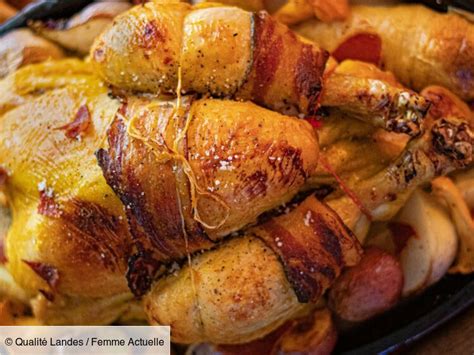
0;0;473;353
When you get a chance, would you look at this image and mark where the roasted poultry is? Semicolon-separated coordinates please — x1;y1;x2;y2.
296;5;474;101
0;0;473;351
92;1;429;135
91;2;328;116
0;56;362;336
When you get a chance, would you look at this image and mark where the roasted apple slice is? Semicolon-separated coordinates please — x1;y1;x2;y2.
367;189;457;296
432;177;474;275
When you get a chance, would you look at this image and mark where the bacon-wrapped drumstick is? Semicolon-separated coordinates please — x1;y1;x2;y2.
91;2;328;116
144;194;361;344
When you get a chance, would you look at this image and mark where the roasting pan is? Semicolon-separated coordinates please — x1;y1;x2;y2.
0;1;473;354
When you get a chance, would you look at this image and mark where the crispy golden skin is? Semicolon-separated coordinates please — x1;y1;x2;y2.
144;195;361;344
0;60;133;323
97;96;319;295
91;2;328;115
296;5;474;101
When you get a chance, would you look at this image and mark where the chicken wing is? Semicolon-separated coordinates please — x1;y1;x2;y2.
326;85;474;232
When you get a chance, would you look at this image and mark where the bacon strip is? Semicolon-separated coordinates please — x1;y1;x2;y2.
251;194;362;303
237;11;328;115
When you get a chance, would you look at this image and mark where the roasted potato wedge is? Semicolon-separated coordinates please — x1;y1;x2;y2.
367;190;458;296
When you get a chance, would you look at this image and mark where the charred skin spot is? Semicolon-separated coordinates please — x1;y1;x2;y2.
397;151;417;184
432;119;474;165
199;140;306;196
386;92;430;137
423;88;468;119
127;249;162;297
271;146;306;184
242;171;268;199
